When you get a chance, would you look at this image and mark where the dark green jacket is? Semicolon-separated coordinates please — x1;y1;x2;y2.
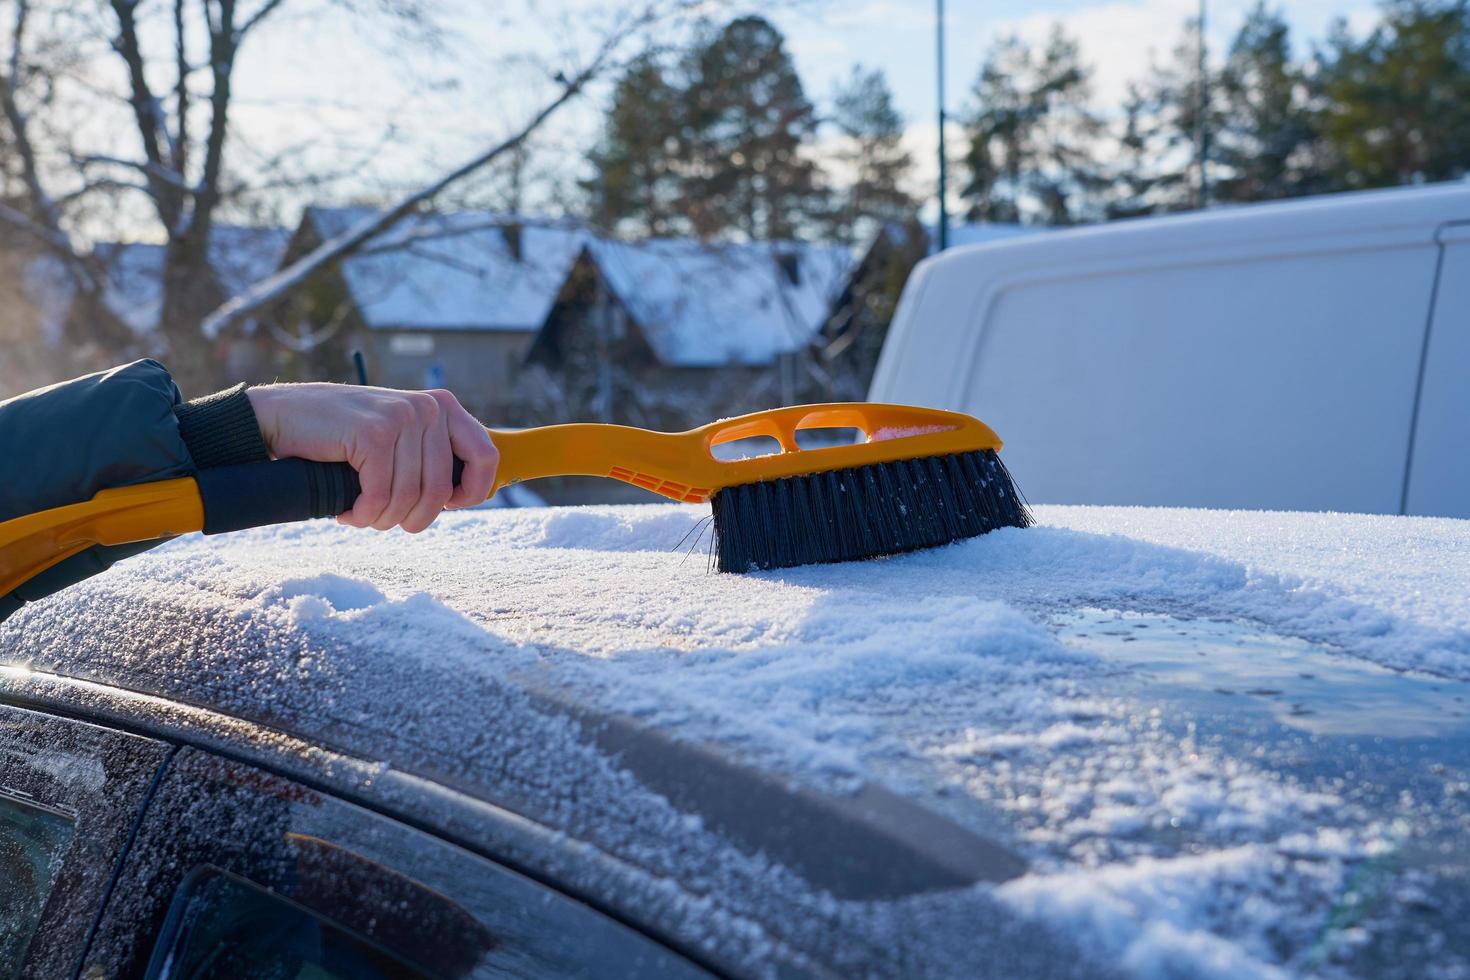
0;360;268;623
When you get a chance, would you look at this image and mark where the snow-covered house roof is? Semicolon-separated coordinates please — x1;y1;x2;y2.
93;224;290;334
14;225;287;341
582;237;855;367
305;207;589;333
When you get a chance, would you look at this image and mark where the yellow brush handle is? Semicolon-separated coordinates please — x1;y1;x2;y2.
489;402;1001;504
0;477;203;598
1;402;1001;599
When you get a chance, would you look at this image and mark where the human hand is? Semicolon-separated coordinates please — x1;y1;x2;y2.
245;383;498;532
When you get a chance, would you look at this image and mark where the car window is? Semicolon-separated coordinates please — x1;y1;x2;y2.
0;703;171;978
84;749;709;979
148;867;428;979
0;794;75;976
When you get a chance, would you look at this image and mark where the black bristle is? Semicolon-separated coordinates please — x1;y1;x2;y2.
710;449;1033;573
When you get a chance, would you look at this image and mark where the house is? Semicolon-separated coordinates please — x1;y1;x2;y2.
822;221;1040;398
91;225;290;339
6;225;287;395
266;207;588;419
525;237;854;429
99;226;290;386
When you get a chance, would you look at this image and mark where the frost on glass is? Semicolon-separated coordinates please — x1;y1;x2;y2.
0;795;74;977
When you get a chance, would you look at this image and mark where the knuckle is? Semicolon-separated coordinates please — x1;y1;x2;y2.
385;400;415;426
363;416;397;444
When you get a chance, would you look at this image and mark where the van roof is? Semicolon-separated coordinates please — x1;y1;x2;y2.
927;182;1470;263
3;503;1468;976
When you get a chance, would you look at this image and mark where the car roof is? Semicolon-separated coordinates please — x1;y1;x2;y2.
3;502;1468;977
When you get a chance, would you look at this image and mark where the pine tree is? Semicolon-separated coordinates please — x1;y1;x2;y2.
585;53;686;237
1105;84;1186;218
1213;3;1324;202
1317;0;1470;188
827;65;915;245
1127;17;1226;212
962;35;1030;224
961;26;1107;226
682;16;827;240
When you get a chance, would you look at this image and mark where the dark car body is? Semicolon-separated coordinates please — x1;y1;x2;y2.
0;601;1053;979
2;502;1467;978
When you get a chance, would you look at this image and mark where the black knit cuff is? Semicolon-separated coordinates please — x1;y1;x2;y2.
174;383;270;470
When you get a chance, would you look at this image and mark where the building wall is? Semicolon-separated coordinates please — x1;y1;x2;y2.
363;329;536;421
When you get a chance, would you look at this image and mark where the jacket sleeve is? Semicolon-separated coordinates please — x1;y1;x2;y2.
0;359;270;622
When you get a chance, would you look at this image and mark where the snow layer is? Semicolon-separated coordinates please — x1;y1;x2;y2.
587;238;853;367
1038;505;1470;679
309;207;588;332
3;503;1467;978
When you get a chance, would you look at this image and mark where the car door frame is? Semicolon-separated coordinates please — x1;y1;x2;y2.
77;746;713;979
0;700;173;980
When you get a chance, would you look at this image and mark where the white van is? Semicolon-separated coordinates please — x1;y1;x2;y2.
870;184;1470;518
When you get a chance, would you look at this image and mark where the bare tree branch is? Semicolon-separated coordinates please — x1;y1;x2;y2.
54;177;150;206
0;0;97;291
1;1;57;233
172;0;190;178
74;153;194;192
236;0;287;40
0;202;65;255
190;0;238;242
110;0;183;228
198;8;654;338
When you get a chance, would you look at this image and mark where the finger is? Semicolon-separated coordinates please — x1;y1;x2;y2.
373;417;423;531
403;404;453;533
440;395;497;509
339;415;395;528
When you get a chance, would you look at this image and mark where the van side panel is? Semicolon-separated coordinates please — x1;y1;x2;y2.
1406;225;1470;518
957;246;1438;511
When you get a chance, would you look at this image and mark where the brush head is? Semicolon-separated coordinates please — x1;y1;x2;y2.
710;449;1032;573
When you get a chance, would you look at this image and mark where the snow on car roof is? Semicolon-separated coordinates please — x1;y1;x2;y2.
4;505;1468;976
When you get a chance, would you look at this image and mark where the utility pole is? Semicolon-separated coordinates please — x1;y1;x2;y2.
936;0;949;251
1196;0;1210;209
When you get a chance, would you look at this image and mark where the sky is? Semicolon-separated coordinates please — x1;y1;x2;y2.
771;0;1378;209
122;0;1383;231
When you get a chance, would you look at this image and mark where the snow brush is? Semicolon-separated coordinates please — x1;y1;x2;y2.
487;402;1031;570
0;403;1028;597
